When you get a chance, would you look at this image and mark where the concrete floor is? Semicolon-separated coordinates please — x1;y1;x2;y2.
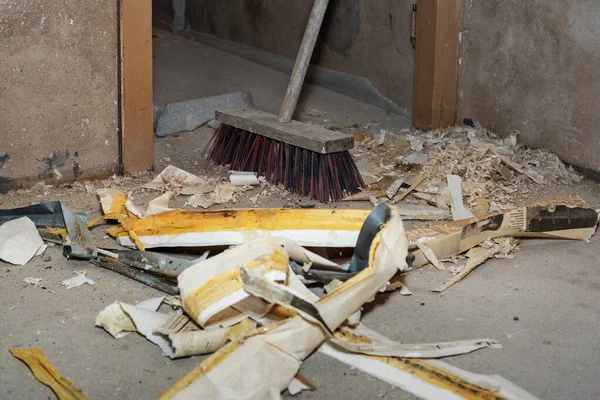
1;30;600;400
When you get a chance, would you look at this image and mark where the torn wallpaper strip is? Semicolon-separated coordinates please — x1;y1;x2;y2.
319;344;539;400
332;324;500;358
408;194;598;269
241;272;501;359
0;216;45;265
159;212;408;399
103;205;370;250
178;240;288;329
95;296;166;338
9;347;87;400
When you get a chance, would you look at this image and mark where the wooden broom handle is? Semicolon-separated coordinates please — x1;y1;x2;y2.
279;0;330;123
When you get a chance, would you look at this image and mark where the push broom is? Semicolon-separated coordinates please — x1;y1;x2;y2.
203;0;364;202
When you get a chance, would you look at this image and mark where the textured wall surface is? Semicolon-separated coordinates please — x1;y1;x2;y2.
154;0;415;113
459;0;600;170
0;0;119;190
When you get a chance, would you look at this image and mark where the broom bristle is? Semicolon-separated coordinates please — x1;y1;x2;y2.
203;124;365;202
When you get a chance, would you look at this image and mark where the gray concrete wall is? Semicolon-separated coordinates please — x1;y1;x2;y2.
458;1;600;170
0;0;120;191
154;0;415;113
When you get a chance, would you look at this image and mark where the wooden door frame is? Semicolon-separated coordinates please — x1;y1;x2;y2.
119;0;154;173
118;0;461;166
412;0;461;131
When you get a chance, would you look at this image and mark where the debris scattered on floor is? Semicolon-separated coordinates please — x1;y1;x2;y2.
102;195;370;249
96;296;166;339
304;108;327;117
185;182;240;209
9;347;87;400
319;346;539;400
23;277;44;288
405;153;429;165
393;203;451;220
352;126;582;213
229;171;261;186
145;192;174;216
143;165;214;195
385;177;404;198
406;194;597;271
2;120;598;400
416;242;445;271
60;270;96;289
287;374;316;395
92;256;180;295
0;217;45;265
447;174;475;220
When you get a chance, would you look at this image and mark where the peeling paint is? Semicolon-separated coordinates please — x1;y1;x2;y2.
39;151;70;179
0;153;10;168
72;151;81;181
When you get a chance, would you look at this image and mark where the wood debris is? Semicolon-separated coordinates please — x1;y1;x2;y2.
386;177;405;199
433;246;498;293
487;146;543;184
447;174;475;220
393;173;426;202
416;242;445;270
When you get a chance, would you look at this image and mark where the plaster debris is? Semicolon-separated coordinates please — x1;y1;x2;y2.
35;244;47;256
185;182;239;208
287;375;316;396
145;192;174;216
143;165;214;195
60;270;96;289
304;108;327;117
404;153;429;165
23;277;44;287
393;203;450;220
398;283;412;296
0;217;45;265
98;299;256;359
447;174;475;221
206;119;221;129
229;171;260;186
158;211;410;399
385;280;412;295
102;202;369;249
